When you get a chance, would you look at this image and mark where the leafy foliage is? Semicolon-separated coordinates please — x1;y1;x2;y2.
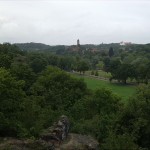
108;47;114;57
0;43;150;150
31;66;87;110
77;60;89;74
0;68;25;136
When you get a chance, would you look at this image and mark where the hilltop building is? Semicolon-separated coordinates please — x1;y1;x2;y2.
77;39;80;47
120;41;132;46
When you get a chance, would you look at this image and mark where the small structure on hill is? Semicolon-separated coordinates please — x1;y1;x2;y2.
77;39;80;47
120;41;132;46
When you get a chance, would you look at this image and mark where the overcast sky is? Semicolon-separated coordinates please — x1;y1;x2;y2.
0;0;150;45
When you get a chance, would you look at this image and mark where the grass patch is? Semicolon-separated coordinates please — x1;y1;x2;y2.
71;74;136;102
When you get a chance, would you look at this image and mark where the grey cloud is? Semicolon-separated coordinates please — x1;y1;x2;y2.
0;0;150;45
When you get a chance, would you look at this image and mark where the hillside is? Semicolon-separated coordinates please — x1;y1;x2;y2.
15;42;51;51
15;42;67;53
0;43;150;150
14;42;150;56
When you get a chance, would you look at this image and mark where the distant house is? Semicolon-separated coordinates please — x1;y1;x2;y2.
120;41;132;46
77;39;80;47
90;48;98;53
67;45;80;52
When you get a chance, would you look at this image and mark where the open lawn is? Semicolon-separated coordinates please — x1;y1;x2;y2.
71;74;137;102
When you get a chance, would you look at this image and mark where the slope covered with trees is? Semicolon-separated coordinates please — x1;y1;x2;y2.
0;43;150;149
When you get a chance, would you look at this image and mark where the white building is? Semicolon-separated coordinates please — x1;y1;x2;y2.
120;41;132;46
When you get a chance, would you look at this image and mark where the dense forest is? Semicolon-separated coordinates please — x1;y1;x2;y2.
0;43;150;149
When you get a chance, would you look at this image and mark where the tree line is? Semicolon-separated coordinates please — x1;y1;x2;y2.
103;47;150;84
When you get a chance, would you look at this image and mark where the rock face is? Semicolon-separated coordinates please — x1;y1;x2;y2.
40;115;70;147
0;115;99;150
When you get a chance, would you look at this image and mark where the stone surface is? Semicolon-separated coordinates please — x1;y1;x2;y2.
59;133;99;150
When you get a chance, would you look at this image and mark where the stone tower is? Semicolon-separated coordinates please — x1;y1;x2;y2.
77;39;80;46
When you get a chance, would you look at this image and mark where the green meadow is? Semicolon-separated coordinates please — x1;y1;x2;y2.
72;74;137;101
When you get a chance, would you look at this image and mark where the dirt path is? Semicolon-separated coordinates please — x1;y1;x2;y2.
57;133;99;150
68;71;137;85
68;71;110;81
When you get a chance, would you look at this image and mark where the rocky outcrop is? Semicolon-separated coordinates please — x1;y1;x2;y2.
0;115;99;150
40;115;70;147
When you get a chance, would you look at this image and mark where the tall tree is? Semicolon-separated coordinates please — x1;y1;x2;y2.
103;57;111;72
109;47;114;57
77;61;89;74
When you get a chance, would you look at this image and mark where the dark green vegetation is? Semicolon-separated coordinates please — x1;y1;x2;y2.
15;42;65;52
0;43;150;149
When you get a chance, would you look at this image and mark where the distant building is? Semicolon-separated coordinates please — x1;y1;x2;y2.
77;39;80;46
120;41;132;46
67;45;80;52
90;48;98;53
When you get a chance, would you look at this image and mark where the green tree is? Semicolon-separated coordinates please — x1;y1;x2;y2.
77;61;89;74
109;47;114;57
131;57;149;84
58;56;73;71
109;58;121;81
28;53;48;73
0;68;26;136
103;57;111;72
30;66;87;111
0;43;24;69
10;64;36;91
117;63;135;84
117;84;150;149
0;54;12;68
71;88;122;142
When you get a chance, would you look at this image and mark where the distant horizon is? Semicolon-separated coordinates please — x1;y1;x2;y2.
0;41;149;46
1;0;150;45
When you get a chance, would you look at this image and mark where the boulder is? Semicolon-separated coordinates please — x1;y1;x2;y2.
40;115;70;147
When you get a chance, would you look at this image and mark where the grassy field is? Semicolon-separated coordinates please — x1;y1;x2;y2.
71;74;136;102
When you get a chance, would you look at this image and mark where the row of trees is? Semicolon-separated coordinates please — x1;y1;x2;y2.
27;52;90;74
15;42;150;79
53;43;150;84
103;57;150;84
0;43;89;75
